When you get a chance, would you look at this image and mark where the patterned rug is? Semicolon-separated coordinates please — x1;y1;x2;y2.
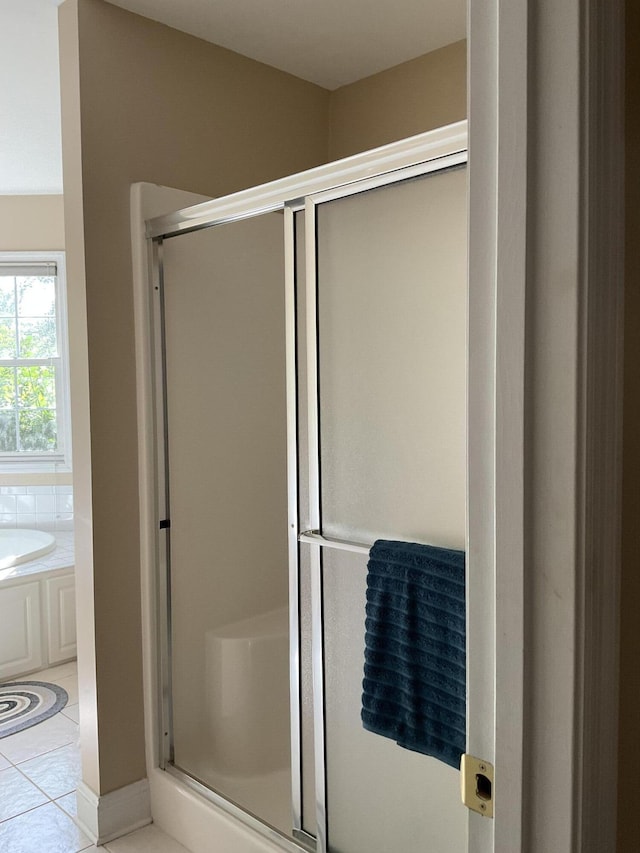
0;681;68;739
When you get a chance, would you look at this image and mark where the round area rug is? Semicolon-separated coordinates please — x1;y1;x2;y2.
0;681;68;739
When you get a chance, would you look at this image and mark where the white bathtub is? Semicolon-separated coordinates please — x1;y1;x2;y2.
0;530;76;679
0;528;56;569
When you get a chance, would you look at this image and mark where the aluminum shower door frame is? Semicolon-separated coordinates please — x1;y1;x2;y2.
148;122;489;853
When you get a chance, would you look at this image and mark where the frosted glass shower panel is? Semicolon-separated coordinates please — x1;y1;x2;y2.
315;167;468;851
160;213;292;835
322;547;467;853
316;167;467;549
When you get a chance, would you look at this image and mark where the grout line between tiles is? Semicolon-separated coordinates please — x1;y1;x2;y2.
50;796;78;817
0;800;52;825
12;732;78;766
12;763;57;803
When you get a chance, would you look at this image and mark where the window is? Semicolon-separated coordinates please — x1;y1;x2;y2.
0;253;70;469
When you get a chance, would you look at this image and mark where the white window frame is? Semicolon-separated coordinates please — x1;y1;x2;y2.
0;251;72;472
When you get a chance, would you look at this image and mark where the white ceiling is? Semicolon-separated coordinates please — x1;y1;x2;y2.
107;0;466;90
0;0;465;195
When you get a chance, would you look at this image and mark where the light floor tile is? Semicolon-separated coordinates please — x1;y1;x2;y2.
103;824;191;852
18;741;81;799
55;674;79;706
0;752;11;770
31;661;78;684
0;713;78;764
0;801;92;853
0;766;48;822
55;792;78;819
62;703;80;724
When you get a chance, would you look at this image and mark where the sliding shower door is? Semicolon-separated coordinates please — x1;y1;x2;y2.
158;212;294;836
301;167;468;852
150;125;473;853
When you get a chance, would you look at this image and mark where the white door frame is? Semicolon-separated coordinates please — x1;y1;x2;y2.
469;0;624;850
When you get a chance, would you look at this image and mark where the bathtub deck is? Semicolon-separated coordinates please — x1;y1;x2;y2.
0;531;74;583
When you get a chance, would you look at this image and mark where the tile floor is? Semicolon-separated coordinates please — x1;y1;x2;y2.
0;662;189;853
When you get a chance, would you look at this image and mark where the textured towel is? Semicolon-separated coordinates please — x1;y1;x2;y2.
361;539;466;769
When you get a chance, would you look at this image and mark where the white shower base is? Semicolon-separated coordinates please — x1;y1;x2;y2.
201;604;292;835
200;765;291;834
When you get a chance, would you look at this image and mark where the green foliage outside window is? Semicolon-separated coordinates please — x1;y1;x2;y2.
0;276;59;454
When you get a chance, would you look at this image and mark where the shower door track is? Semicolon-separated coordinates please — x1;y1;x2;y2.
149;123;469;853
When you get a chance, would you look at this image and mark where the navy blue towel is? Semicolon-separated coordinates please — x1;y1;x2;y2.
361;539;466;769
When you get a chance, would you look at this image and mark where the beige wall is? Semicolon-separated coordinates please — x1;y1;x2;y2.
618;1;639;849
59;0;329;796
0;197;67;490
328;40;467;161
0;195;65;250
59;0;467;801
59;0;99;797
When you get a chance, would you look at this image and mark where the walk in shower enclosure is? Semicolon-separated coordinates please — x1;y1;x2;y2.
147;123;469;853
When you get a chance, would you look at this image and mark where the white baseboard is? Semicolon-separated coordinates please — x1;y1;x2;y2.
76;778;152;846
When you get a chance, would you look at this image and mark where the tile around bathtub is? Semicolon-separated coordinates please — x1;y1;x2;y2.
0;560;49;581
0;495;17;512
40;558;74;573
16;495;36;514
56;495;74;513
16;514;37;528
36;495;56;514
45;550;75;565
0;752;11;771
41;551;71;564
